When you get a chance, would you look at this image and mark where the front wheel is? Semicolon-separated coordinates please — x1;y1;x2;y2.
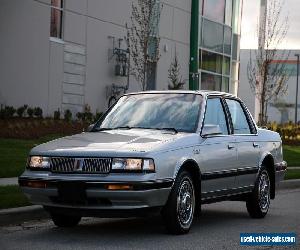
50;212;81;227
162;170;195;234
246;167;271;218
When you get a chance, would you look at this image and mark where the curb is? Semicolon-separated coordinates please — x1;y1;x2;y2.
277;179;300;190
0;205;48;227
0;180;299;227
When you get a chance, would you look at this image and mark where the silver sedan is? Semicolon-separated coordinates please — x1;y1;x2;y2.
19;91;287;234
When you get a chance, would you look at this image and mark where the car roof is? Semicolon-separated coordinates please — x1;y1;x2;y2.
124;90;236;98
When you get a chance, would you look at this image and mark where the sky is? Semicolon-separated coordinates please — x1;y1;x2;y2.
241;0;300;49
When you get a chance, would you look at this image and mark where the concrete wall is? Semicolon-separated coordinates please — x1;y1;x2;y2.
0;0;50;113
157;1;191;90
0;0;192;116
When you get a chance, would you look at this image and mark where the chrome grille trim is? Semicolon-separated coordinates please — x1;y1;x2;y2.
50;157;112;174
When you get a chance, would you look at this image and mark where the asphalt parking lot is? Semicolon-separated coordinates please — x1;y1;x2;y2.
0;188;299;250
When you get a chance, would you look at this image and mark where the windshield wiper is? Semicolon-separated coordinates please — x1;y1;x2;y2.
93;127;114;132
94;126;133;132
113;126;133;130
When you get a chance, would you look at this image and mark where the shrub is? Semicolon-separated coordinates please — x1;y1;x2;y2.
267;122;300;145
76;104;93;123
0;106;16;119
27;108;34;118
64;109;72;122
93;111;103;122
16;105;28;118
54;109;60;120
33;107;43;118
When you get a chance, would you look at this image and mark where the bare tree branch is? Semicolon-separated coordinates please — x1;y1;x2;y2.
127;0;162;91
247;0;290;125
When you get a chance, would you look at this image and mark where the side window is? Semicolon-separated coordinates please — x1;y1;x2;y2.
203;98;229;135
226;99;252;134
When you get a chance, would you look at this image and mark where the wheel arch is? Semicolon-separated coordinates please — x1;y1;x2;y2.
259;153;276;199
174;159;202;212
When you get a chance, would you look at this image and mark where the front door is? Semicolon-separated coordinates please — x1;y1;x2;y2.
197;97;238;198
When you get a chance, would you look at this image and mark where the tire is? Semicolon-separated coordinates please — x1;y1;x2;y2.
162;170;195;234
50;213;81;227
246;167;271;218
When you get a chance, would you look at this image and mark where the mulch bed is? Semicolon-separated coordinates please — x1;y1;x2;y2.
0;118;87;139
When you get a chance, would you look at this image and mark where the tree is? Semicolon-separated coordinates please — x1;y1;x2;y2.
127;0;162;91
247;0;290;125
168;51;185;90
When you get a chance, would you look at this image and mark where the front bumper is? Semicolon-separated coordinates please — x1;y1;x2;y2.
19;176;173;215
275;161;287;184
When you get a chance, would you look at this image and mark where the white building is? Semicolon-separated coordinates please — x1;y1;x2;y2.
239;49;300;124
0;0;243;116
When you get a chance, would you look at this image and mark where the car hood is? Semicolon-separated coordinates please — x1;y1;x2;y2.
30;129;190;156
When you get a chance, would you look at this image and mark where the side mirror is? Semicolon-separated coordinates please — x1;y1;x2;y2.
85;124;95;132
201;124;222;137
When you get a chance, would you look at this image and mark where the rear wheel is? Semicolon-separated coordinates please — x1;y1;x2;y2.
162;170;195;234
246;167;270;218
50;212;81;227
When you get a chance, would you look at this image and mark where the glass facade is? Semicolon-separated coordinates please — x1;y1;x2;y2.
197;0;242;94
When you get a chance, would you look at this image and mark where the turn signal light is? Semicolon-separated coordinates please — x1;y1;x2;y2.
105;184;132;190
20;180;47;188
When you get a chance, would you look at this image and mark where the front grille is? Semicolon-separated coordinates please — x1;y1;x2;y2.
50;157;112;174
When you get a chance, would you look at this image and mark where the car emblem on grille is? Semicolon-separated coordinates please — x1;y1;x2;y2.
74;158;84;171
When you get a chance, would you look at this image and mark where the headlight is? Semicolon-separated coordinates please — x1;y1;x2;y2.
28;156;50;169
111;158;155;172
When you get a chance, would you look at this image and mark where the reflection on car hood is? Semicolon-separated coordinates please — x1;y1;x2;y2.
30;129;190;156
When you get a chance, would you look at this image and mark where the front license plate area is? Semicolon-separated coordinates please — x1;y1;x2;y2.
57;182;86;205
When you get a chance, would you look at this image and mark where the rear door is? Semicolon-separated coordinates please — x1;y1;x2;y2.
224;98;260;188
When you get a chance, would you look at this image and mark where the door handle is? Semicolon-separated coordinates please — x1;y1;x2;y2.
253;142;260;148
228;144;235;150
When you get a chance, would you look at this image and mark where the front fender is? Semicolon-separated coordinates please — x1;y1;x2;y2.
173;157;201;179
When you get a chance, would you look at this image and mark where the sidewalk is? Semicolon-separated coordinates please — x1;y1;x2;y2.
0;177;18;186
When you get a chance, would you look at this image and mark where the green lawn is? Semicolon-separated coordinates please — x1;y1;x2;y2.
285;169;300;180
0;185;31;209
0;135;63;178
283;145;300;167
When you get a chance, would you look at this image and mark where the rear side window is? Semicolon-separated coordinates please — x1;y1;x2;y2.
203;98;229;135
225;99;252;134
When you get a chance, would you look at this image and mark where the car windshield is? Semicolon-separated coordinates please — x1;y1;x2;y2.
95;93;202;133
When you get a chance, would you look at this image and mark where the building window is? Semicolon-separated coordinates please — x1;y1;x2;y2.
198;0;242;93
202;18;224;53
201;72;222;91
222;77;229;92
50;0;63;39
225;0;233;26
224;26;232;55
232;0;242;34
201;50;222;74
203;0;225;24
223;56;230;75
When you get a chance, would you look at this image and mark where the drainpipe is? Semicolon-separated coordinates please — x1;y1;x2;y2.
189;0;199;90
